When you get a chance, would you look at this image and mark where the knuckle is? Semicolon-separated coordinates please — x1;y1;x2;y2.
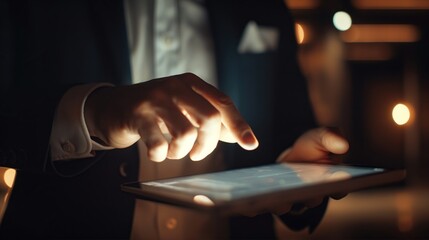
179;72;205;86
136;95;170;116
134;102;153;116
218;94;234;107
232;119;249;131
208;110;222;121
172;126;197;141
168;144;189;159
163;77;181;89
181;72;199;80
146;138;168;151
159;77;188;95
199;111;222;130
148;88;169;101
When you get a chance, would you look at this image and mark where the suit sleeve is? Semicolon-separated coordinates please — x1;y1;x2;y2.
0;1;104;175
0;86;68;173
0;1;53;172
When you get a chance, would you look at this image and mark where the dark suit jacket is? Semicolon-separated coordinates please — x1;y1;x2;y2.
0;0;320;238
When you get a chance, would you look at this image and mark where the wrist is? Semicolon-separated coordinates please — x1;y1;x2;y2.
50;83;113;160
84;85;114;145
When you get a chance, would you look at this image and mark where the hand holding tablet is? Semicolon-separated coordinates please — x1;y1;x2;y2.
270;127;351;214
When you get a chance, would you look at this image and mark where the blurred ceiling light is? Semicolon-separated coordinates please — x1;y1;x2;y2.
4;168;16;188
392;103;411;125
295;23;305;44
333;11;352;31
353;0;429;10
341;24;420;43
346;44;394;61
285;0;319;9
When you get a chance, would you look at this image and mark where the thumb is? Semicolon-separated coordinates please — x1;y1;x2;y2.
278;128;349;163
319;128;349;155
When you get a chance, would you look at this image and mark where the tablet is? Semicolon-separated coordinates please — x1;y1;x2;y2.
121;163;405;215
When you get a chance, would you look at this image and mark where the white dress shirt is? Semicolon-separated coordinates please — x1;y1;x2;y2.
126;0;217;85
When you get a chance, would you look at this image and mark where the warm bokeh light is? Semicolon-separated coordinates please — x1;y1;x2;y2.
353;0;429;10
392;103;411;125
295;23;305;44
341;24;420;43
193;195;215;206
166;217;177;230
395;192;414;232
346;44;394;61
333;11;352;31
285;0;319;9
4;169;16;188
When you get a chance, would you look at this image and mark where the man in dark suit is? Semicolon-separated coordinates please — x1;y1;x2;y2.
0;0;348;238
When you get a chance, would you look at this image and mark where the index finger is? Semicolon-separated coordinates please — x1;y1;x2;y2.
179;73;259;150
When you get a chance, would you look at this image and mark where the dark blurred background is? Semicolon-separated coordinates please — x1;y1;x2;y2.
1;0;428;238
287;0;428;174
277;0;429;238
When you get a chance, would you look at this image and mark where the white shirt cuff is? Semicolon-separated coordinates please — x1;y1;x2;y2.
50;83;114;161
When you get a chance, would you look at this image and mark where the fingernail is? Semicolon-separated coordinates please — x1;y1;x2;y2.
190;148;205;161
190;154;204;161
333;139;349;152
151;156;165;163
242;130;258;149
242;130;253;142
